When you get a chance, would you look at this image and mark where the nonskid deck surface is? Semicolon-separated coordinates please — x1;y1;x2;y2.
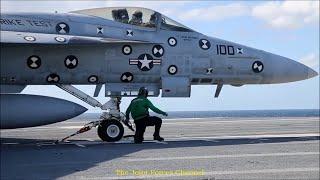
1;117;319;179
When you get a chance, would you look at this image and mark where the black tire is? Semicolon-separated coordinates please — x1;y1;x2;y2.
97;119;124;142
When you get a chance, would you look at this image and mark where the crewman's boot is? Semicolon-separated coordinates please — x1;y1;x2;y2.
153;119;163;141
153;136;164;141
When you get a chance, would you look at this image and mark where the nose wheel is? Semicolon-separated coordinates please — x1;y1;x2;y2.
97;119;124;142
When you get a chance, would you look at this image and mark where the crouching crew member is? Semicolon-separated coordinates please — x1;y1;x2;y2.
125;87;168;143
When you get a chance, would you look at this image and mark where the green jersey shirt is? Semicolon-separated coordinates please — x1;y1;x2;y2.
126;96;166;120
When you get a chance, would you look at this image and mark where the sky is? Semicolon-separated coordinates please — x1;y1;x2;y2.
1;1;319;112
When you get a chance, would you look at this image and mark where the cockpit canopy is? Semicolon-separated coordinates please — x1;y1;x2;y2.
71;7;193;32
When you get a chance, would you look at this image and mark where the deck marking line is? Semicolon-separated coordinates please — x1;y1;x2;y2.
125;151;320;162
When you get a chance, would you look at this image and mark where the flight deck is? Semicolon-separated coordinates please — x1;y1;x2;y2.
1;116;319;179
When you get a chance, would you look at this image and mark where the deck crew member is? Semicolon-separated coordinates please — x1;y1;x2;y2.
126;87;168;143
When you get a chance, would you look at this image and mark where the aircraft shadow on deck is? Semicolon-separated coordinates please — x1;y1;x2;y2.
1;135;319;179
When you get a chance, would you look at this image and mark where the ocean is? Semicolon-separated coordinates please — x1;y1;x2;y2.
75;109;319;121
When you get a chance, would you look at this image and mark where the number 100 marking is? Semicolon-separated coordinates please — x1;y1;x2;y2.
216;45;234;55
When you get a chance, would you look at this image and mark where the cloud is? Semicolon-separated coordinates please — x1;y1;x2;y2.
252;1;319;29
175;1;319;29
178;3;250;21
163;1;319;30
300;53;319;70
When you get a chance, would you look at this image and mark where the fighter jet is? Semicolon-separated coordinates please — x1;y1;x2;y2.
0;7;318;141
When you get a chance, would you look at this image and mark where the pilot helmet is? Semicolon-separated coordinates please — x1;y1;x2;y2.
138;87;148;97
118;9;129;23
112;9;129;23
149;13;157;25
133;10;143;19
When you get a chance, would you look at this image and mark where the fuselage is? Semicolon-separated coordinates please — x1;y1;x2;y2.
1;9;317;91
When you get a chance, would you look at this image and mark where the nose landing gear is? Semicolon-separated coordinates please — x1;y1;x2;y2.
99;97;135;142
55;84;134;143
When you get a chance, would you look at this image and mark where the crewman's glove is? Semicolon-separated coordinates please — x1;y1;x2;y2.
123;118;135;132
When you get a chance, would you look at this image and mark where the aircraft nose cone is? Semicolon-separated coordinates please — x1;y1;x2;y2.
307;68;318;79
262;53;318;84
286;60;316;82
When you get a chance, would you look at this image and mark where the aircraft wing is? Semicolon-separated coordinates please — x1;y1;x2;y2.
0;31;156;44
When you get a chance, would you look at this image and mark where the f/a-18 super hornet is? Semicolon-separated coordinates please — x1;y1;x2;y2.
1;7;318;141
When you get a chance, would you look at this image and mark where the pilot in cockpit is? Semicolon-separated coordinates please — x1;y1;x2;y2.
112;9;129;24
146;12;157;27
129;10;143;25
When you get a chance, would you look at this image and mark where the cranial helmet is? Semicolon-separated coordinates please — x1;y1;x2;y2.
133;10;143;19
138;87;148;97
